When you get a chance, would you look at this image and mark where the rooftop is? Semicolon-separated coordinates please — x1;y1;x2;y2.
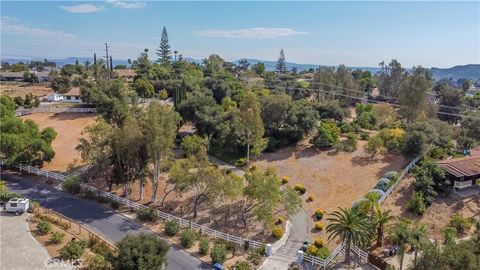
115;69;136;77
438;155;480;178
63;87;81;96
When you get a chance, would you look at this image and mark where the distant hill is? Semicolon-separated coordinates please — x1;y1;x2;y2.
2;56;478;81
431;64;480;81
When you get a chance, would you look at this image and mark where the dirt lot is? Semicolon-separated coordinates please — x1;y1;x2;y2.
0;82;53;97
382;177;480;242
254;140;408;242
22;113;96;172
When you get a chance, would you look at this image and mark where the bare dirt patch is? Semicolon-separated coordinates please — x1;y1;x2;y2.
21;113;96;172
253;140;408;244
0;82;53;98
382;177;480;242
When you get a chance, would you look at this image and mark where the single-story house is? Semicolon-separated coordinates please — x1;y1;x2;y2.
298;73;314;82
35;71;51;82
47;93;64;102
62;87;82;103
115;69;136;82
0;72;24;81
438;156;480;190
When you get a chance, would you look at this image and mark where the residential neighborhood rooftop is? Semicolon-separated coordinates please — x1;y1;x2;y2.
438;155;480;177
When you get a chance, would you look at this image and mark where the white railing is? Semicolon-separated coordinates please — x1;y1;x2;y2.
454;180;472;189
15;107;96;116
1;161;263;250
378;156;421;204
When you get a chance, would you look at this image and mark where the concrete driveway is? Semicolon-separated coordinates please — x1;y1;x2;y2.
0;210;68;270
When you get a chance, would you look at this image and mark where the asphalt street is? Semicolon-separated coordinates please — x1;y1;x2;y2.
2;172;210;270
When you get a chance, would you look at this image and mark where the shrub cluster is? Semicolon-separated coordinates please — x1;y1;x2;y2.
314;237;325;248
294;184;306;194
210;242;227;264
180;228;197;248
137;207;159;222
314;209;324;220
59;239;87;260
306;244;330;259
165;219;180;236
62;176;82;194
281;176;289;184
37;220;52;235
449;214;471;233
199;237;210;255
271;226;284;240
49;231;65;244
314;222;324;231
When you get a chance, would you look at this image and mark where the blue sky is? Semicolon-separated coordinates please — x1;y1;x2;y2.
1;1;479;67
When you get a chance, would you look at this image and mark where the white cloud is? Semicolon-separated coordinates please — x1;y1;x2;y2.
1;16;76;39
59;4;104;13
195;27;309;39
106;0;146;9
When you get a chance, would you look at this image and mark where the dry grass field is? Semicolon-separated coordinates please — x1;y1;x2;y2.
0;82;53;97
21;113;97;172
254;140;408;241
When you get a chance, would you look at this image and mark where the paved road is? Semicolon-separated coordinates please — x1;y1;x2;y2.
2;173;210;270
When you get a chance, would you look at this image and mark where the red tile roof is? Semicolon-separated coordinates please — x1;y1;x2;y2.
64;87;81;96
438;156;480;178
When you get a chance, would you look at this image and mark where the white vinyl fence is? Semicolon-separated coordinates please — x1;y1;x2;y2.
378;156;420;204
1;161;263;249
15;107;96;117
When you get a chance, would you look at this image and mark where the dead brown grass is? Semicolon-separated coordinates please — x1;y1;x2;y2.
21;113;96;172
382;177;480;242
0;82;53;97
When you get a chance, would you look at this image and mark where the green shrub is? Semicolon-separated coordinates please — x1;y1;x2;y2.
271;226;284;240
281;176;289;185
59;239;87;260
0;191;20;202
314;237;325;248
442;226;456;244
247;250;262;266
37;220;51;235
359;132;370;140
91;241;113;259
137;207;159;222
165;219;180;236
235;158;248;167
62;176;82;194
306;244;318;256
315;222;324;231
210;243;227;264
449;214;471;233
310;120;340;148
49;231;65;244
317;246;331;259
315;209;324;220
229;260;253;270
294;183;303;191
180;228;197;248
109;200;120;209
306;195;314;202
407;191;427;215
159;89;168;100
339;123;355;134
199;237;210;255
87;253;112;270
258;243;266;256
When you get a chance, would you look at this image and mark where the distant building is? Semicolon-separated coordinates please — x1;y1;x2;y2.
298;73;314;82
465;85;479;97
0;72;24;81
62;87;82;103
47;93;64;102
115;69;136;82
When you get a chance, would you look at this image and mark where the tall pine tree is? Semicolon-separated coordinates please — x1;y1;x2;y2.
109;55;113;71
156;26;171;65
276;49;287;73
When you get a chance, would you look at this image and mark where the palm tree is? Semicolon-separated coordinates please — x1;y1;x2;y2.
390;221;411;270
359;191;380;216
373;207;394;247
327;207;372;262
410;223;427;267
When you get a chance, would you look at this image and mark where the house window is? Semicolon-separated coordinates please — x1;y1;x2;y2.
66;96;71;100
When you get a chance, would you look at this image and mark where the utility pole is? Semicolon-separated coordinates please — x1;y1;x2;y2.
104;43;110;80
